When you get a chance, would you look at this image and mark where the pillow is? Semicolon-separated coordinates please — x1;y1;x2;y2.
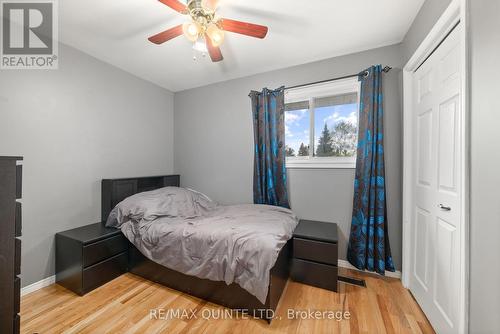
106;187;217;228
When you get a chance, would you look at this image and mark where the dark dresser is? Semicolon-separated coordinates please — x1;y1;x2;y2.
291;220;338;292
0;156;23;334
56;223;128;295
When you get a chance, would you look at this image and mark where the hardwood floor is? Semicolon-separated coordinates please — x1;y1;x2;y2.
20;268;434;334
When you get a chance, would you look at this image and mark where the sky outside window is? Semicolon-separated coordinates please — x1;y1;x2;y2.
285;102;358;157
285;109;309;156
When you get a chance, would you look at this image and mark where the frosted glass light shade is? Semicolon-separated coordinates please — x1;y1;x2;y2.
183;21;201;42
206;24;224;47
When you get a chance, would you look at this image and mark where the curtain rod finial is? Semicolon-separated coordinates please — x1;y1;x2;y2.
382;66;392;73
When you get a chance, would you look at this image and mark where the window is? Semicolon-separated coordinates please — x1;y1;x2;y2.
284;78;360;168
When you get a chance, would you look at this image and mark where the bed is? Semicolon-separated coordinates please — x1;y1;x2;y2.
101;175;294;323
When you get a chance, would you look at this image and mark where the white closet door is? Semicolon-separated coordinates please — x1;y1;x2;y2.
410;24;462;334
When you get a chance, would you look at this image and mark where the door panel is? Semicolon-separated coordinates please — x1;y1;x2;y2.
440;43;460;85
410;24;462;334
418;68;433;103
438;96;458;192
434;217;456;326
417;110;433;186
414;208;430;290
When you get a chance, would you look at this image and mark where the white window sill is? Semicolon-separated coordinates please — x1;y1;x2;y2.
286;158;356;169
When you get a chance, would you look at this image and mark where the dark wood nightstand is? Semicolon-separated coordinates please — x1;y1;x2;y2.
291;220;339;292
56;223;128;295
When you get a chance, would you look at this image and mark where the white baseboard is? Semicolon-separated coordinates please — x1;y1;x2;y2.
21;275;56;296
338;259;402;279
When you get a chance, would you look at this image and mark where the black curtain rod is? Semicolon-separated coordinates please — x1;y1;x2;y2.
285;66;392;91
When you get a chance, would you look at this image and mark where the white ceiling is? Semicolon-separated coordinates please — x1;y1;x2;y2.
60;0;424;92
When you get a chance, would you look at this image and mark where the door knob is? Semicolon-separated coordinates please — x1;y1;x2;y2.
438;204;451;211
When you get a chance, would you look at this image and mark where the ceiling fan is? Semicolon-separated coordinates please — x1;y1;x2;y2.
148;0;269;62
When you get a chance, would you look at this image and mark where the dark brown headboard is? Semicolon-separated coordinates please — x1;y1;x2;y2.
101;175;180;223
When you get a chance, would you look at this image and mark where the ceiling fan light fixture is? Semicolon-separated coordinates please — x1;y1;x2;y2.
182;21;201;42
193;37;208;53
206;23;224;47
149;0;269;62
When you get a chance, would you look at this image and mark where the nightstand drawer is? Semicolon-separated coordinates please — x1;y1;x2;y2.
291;258;338;292
15;238;21;276
82;252;127;294
83;234;127;268
293;237;337;265
15;202;22;237
16;165;22;199
13;314;20;334
14;277;20;314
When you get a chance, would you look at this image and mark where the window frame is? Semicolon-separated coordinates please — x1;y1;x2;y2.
285;77;361;169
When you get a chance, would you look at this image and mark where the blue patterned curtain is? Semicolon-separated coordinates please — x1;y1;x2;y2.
249;87;290;208
347;65;395;274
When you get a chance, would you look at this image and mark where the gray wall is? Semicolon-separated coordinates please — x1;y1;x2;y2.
0;44;175;287
174;44;404;269
402;0;452;63
469;1;500;332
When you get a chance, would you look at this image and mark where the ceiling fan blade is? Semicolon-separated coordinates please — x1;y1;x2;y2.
148;25;183;44
158;0;187;13
205;34;223;62
220;18;268;39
